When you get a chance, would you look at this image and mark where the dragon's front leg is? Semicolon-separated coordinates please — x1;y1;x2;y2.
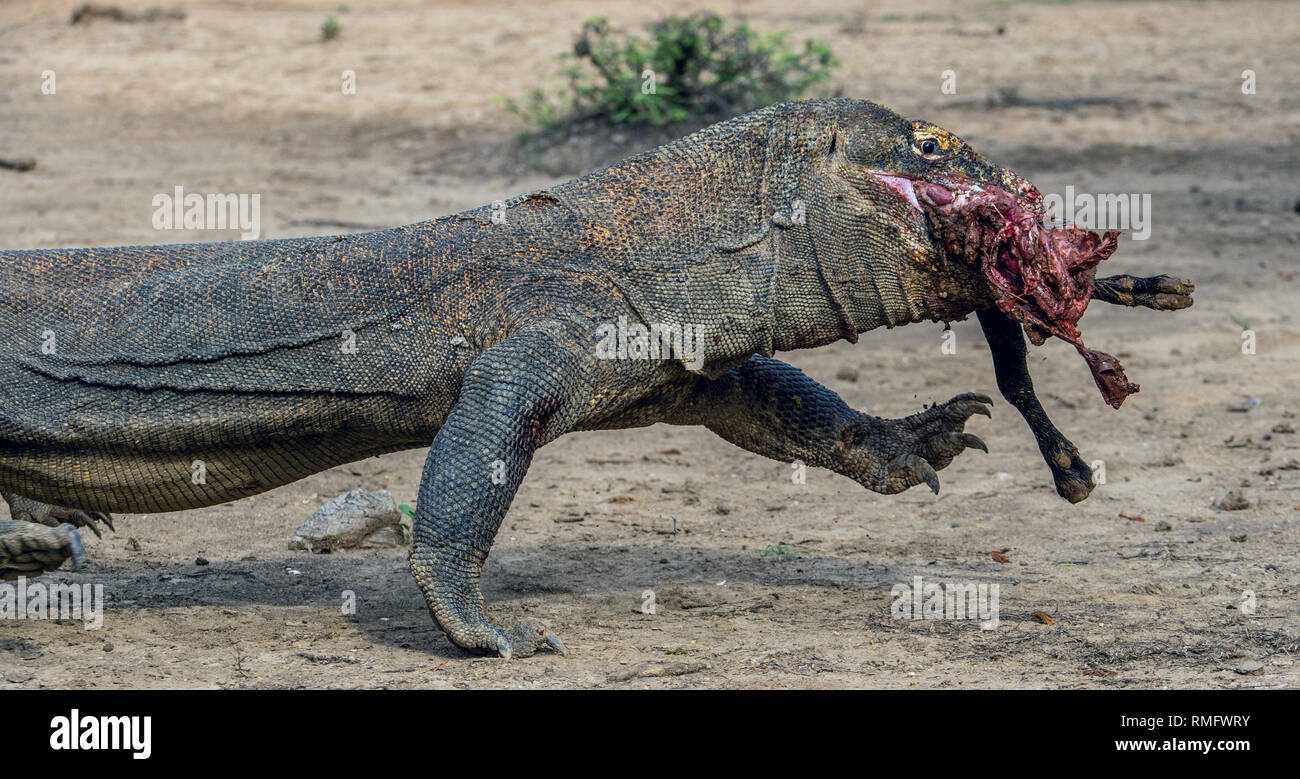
670;356;992;495
409;326;586;659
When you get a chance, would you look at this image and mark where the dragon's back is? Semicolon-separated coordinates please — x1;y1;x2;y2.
0;227;462;399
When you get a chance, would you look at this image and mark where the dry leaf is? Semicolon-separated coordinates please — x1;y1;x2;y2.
1030;611;1056;625
990;550;1011;564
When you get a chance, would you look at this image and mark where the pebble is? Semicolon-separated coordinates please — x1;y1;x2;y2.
1213;488;1251;511
1234;660;1264;675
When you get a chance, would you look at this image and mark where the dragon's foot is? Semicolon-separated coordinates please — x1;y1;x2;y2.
0;520;85;579
841;392;993;495
489;617;566;659
436;613;565;659
3;493;115;538
412;553;565;659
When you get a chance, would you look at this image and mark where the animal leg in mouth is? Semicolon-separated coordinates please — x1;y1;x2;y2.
1092;274;1195;311
977;308;1094;503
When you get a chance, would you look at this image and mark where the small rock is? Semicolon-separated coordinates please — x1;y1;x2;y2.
1226;397;1261;413
69;4;187;24
0;157;36;173
195;556;209;566
289;489;404;552
1230;534;1248;543
1271;423;1295;434
102;642;114;652
1030;611;1055;625
1155;521;1172;532
1234;660;1264;675
1213;489;1251;511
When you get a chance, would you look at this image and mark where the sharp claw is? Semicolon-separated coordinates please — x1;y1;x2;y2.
545;633;566;655
961;433;988;453
944;401;991;422
99;513;115;533
886;454;941;494
83;520;102;539
921;462;941;494
941;395;993;421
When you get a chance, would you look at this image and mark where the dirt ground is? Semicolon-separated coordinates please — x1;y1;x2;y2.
1;0;1298;689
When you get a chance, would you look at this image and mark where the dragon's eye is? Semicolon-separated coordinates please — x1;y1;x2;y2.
919;138;938;155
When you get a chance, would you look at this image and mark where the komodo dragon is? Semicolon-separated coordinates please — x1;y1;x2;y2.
0;99;1192;657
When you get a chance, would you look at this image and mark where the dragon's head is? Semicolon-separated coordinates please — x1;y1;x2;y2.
805;101;1134;408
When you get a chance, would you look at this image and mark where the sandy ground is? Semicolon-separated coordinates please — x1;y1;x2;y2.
1;0;1298;688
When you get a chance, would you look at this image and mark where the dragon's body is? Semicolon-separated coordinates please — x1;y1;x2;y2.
0;99;1191;656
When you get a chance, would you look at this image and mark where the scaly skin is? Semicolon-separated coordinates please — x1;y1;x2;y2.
0;99;1192;657
0;520;84;580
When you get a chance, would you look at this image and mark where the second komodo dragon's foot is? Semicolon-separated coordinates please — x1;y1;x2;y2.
0;519;85;579
2;493;115;538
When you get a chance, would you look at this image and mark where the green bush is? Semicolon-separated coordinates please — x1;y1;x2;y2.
321;15;340;41
507;14;837;130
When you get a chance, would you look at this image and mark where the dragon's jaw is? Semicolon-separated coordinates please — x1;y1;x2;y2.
868;169;1138;409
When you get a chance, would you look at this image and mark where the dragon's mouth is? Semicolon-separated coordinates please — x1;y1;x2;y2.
877;173;1136;408
872;172;923;210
